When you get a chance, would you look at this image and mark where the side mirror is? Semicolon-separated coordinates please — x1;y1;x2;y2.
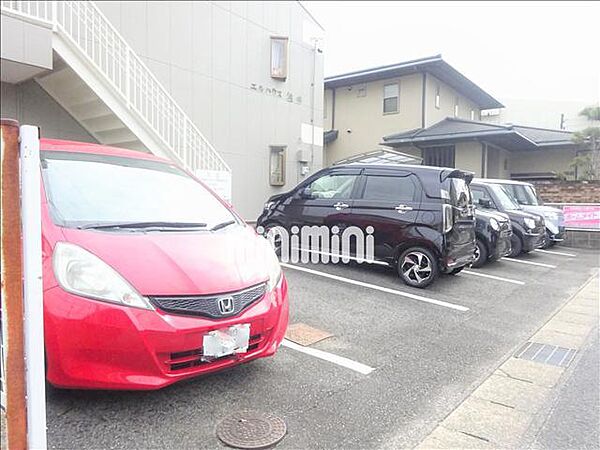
478;198;492;208
299;187;313;199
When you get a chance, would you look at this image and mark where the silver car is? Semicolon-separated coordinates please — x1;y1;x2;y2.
487;179;565;248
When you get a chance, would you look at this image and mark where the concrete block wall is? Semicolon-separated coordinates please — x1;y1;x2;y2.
533;180;600;204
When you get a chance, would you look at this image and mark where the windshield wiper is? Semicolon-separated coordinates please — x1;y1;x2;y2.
210;220;236;231
78;221;208;230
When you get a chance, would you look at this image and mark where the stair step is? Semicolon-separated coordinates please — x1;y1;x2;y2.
69;99;113;121
82;114;126;134
95;127;137;145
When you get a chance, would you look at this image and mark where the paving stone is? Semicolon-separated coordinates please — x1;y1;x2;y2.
541;319;594;337
472;374;551;413
497;358;564;389
442;397;533;446
418;425;493;449
554;311;599;326
532;329;588;349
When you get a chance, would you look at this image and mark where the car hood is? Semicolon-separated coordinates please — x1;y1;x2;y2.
60;225;272;296
475;208;510;222
505;209;542;221
520;204;564;217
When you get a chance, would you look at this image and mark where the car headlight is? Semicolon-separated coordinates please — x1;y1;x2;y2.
523;218;536;230
264;242;282;291
264;201;275;212
53;242;152;309
489;217;500;231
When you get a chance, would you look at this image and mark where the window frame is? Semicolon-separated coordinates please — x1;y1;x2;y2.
269;145;287;186
383;82;400;115
270;36;289;80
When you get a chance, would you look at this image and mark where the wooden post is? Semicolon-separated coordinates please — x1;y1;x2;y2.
1;118;28;450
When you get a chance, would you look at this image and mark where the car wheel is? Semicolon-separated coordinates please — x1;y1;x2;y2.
509;234;523;257
471;239;488;268
397;247;439;288
262;223;284;255
542;231;553;249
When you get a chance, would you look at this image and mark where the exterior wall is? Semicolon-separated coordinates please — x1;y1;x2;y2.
509;147;579;178
324;87;333;131
455;141;483;177
486;144;510;179
325;73;423;165
1;14;52;82
94;1;324;220
424;74;480;126
533;181;600;204
0;80;97;142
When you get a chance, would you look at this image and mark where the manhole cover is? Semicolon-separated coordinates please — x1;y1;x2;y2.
216;410;287;449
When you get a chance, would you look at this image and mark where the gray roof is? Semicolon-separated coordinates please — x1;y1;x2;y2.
382;118;577;151
324;55;503;110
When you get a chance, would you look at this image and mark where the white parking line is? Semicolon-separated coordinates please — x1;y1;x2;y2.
501;257;557;269
281;339;375;375
462;270;525;285
281;263;470;312
535;249;577;257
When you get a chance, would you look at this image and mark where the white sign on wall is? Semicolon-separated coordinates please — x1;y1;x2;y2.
301;123;324;146
196;169;233;204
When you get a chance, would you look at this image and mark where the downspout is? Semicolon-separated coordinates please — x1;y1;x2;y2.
421;72;427;128
481;143;488;178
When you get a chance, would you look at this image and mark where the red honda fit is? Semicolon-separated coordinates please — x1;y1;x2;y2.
40;139;288;390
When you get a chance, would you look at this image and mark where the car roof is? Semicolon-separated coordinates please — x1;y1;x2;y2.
40;139;173;164
332;163;454;173
473;178;532;186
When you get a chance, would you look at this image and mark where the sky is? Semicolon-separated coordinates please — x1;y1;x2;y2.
303;1;600;104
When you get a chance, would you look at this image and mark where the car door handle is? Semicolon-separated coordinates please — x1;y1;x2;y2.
395;204;413;213
333;202;349;210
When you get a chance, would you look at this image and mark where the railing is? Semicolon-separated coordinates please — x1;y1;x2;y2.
0;0;230;174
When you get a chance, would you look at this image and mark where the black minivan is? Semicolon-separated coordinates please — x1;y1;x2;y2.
257;163;476;288
470;180;545;257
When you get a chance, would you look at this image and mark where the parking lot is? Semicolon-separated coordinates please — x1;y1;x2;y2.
46;248;599;449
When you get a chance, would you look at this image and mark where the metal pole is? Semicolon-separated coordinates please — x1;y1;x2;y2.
1;118;28;450
20;125;47;450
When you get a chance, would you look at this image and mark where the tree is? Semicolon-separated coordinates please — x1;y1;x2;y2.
570;105;600;180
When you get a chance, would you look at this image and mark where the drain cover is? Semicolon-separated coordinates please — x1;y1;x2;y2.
515;342;577;367
216;410;287;449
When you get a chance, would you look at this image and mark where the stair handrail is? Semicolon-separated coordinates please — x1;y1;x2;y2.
0;0;230;174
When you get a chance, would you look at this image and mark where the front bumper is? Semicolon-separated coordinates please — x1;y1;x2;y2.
522;231;545;251
548;225;566;242
491;229;512;260
44;277;289;390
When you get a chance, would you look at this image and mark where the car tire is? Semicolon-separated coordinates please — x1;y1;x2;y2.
471;239;488;268
262;222;284;255
542;231;553;249
397;247;439;288
509;234;523;257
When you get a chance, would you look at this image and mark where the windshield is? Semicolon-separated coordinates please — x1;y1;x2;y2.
41;151;237;230
488;183;521;210
502;183;541;206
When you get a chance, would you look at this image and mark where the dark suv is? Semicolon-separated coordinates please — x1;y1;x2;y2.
257;164;476;288
470;180;545;257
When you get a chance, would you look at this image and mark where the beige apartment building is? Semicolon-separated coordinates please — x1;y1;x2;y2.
324;55;583;180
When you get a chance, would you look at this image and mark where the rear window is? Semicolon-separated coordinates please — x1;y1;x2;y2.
41;151;237;229
450;178;472;208
362;175;419;202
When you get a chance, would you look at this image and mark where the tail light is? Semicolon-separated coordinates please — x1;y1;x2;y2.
442;204;454;233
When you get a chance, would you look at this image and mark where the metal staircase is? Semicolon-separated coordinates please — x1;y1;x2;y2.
1;0;230;176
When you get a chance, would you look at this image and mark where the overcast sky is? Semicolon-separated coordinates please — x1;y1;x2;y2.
303;1;600;104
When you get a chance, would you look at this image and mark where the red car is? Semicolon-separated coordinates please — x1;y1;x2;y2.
39;139;288;390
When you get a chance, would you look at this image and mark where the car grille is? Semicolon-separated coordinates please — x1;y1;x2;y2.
499;221;512;237
149;283;267;318
166;332;265;372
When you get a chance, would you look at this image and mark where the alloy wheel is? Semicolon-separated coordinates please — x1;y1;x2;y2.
401;251;433;285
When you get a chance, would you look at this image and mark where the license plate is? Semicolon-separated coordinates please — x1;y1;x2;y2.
202;324;250;360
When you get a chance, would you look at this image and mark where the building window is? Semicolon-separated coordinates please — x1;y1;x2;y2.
435;84;440;109
383;83;399;114
270;37;288;80
423;145;455;168
470;109;476;120
454;97;459;117
269;146;286;186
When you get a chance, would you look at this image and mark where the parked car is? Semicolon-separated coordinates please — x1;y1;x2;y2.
472;209;512;267
257;163;477;288
487;179;565;248
39;139;288;390
470;180;545;257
